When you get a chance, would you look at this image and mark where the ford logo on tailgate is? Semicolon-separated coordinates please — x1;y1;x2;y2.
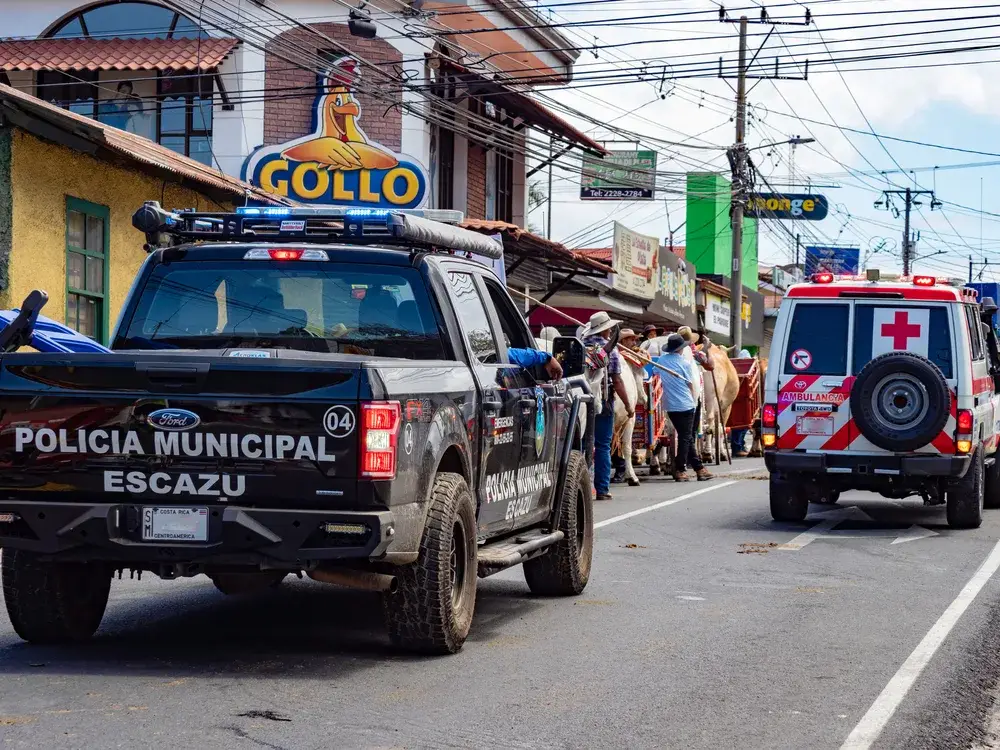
147;408;201;431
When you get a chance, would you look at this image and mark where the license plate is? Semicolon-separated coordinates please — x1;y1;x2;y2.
796;416;834;436
142;507;209;542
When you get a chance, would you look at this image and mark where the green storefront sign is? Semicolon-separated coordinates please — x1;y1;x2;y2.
684;172;758;284
580;150;657;200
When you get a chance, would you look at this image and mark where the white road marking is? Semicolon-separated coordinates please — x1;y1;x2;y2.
840;539;1000;750
778;506;938;550
718;467;765;475
675;595;706;601
595;481;738;529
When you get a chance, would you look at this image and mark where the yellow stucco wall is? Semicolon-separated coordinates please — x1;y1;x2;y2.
7;130;234;339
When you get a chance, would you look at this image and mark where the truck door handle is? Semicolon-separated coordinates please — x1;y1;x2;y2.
136;362;209;391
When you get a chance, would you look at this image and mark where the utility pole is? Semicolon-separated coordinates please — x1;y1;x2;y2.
546;137;554;240
875;187;940;276
795;233;801;268
719;7;811;351
729;16;749;353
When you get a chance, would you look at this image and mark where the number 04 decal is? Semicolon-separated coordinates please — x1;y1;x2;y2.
323;406;356;438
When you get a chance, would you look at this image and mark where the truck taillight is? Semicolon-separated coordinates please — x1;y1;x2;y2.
956;409;974;454
360;402;401;479
761;403;778;448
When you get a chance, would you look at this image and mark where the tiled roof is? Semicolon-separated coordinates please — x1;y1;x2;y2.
576;247;611;262
0;83;287;206
0;37;240;72
461;219;612;274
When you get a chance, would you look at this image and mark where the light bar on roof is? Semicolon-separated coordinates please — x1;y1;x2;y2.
235;206;465;224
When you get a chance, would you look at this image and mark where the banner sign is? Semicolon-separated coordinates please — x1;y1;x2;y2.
648;247;697;328
242;57;428;208
581;150;657;200
805;246;860;276
702;287;764;345
744;193;829;221
612;222;658;300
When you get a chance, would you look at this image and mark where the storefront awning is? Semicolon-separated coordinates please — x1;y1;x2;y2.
0;37;240;72
433;57;607;157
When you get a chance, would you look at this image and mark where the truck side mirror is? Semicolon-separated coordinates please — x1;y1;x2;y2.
553;336;585;378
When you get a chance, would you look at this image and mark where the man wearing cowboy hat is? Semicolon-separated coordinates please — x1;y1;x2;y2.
582;311;633;501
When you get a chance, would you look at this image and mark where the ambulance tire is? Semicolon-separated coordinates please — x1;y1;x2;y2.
2;550;111;644
947;447;985;529
984;452;1000;509
383;472;477;655
851;352;950;453
770;473;809;523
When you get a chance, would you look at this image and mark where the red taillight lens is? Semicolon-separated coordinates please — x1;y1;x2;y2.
913;275;936;286
958;409;974;433
360;402;401;479
812;273;834;284
762;403;777;428
269;248;303;261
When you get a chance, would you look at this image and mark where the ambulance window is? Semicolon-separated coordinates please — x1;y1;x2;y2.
784;303;849;375
853;305;953;378
965;305;985;361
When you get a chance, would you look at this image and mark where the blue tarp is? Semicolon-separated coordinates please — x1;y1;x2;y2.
0;310;112;354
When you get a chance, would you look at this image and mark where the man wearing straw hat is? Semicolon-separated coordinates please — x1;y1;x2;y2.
582;311;633;501
611;328;641;484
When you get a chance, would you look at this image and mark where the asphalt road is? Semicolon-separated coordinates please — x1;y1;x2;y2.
4;460;1000;749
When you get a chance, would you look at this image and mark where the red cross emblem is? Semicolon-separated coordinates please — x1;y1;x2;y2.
881;310;922;349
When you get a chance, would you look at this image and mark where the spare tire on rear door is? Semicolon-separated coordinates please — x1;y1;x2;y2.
851;351;950;453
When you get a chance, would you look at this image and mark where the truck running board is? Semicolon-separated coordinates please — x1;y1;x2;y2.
477;529;564;578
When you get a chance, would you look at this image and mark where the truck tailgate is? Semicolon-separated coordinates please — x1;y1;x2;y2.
0;353;363;508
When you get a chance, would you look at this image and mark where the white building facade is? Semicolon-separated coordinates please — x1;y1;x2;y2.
1;0;604;224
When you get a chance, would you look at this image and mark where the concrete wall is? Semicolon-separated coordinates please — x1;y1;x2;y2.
4;129;234;336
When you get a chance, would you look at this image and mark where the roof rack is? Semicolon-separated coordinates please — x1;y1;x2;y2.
131;202;504;260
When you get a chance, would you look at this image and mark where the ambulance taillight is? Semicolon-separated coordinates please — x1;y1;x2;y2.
956;410;974;454
762;404;777;448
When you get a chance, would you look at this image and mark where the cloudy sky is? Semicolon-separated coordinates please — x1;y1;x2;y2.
525;0;1000;282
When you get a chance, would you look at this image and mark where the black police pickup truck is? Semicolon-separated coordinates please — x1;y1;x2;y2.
0;204;595;654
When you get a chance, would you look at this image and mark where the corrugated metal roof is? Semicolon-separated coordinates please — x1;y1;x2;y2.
0;83;286;206
0;37;240;72
461;219;612;274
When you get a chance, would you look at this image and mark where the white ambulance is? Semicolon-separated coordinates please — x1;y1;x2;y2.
763;272;1000;529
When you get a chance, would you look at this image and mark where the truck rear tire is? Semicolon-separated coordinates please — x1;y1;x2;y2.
770;473;809;522
524;450;594;596
383;472;477;654
2;550;111;644
947;447;985;529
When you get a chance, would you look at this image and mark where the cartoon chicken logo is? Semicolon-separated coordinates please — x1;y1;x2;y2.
281;57;399;172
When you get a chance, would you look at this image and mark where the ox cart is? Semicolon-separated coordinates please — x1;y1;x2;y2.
725;356;764;457
632;374;678;476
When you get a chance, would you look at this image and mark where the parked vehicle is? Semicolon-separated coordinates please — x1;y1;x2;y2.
0;204;595;654
763;272;1000;528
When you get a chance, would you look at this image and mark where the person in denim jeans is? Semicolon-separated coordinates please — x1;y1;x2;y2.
581;312;632;501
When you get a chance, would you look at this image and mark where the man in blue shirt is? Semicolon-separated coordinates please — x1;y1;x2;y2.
657;334;712;482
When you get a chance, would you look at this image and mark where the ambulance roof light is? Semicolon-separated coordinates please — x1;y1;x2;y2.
913;275;936;286
812;273;834;283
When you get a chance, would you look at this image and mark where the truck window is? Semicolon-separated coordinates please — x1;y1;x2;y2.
965;304;985;361
853;305;953;378
783;303;849;375
116;261;446;359
482;277;533;350
447;272;499;364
